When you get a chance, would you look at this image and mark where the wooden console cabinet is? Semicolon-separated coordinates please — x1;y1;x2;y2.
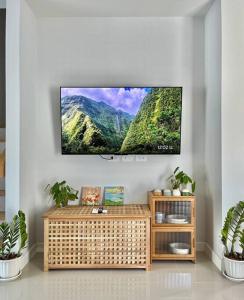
43;205;151;271
149;192;196;262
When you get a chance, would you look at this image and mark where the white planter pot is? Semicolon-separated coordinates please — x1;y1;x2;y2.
0;256;22;279
172;189;181;196
68;199;80;206
224;256;244;279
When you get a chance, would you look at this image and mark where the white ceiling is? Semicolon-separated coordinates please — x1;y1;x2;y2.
27;0;214;17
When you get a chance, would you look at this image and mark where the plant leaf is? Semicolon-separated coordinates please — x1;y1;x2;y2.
174;167;179;174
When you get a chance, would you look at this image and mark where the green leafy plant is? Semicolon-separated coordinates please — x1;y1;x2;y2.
221;201;244;260
168;167;196;194
18;211;28;256
0;211;28;260
240;229;244;256
170;178;180;190
46;181;78;207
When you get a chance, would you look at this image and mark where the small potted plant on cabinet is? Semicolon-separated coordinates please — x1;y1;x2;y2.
221;201;244;280
170;178;181;196
46;181;79;207
168;167;196;195
0;211;28;280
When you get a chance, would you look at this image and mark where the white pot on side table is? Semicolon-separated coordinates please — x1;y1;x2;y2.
172;189;181;196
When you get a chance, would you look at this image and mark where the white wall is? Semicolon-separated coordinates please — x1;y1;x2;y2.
6;0;244;260
221;0;244;219
204;0;222;259
0;9;5;128
34;17;206;243
5;0;21;220
19;0;38;245
6;0;38;246
192;17;206;244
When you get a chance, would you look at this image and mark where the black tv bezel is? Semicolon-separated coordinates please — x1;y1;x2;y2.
60;86;183;155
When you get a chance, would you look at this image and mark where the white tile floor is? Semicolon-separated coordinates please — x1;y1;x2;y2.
0;253;243;300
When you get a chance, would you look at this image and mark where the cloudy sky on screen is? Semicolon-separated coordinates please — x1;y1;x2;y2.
61;87;150;115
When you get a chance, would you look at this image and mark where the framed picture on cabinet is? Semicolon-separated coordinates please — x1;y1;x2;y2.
104;186;124;206
81;186;102;206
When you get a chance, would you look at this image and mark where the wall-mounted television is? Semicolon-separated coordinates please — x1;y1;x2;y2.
60;87;182;155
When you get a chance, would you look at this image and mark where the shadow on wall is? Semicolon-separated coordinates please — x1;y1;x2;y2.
205;176;214;247
50;86;62;155
191;17;207;243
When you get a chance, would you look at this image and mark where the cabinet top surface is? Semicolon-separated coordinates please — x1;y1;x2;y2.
148;191;195;200
43;204;151;219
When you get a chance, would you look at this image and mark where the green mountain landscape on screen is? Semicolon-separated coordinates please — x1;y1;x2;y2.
61;87;182;154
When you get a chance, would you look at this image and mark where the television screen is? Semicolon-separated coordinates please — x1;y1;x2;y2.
61;87;182;155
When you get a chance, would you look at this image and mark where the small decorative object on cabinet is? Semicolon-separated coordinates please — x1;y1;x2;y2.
153;189;162;196
43;204;151;271
181;189;190;196
148;191;196;262
163;189;171;196
155;212;165;223
221;201;244;280
0;211;28;280
172;189;181;196
81;186;102;206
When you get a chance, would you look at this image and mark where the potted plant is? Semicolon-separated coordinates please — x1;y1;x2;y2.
168;167;196;195
221;201;244;279
170;178;181;196
0;211;28;280
46;181;79;207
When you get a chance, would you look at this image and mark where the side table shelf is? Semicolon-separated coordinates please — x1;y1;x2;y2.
148;192;196;262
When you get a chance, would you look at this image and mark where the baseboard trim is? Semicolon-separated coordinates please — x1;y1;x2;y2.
196;242;206;252
205;243;222;271
36;242;44;253
21;243;37;269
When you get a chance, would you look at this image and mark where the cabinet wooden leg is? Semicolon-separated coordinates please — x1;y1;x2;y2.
44;218;49;272
146;265;152;271
44;263;49;272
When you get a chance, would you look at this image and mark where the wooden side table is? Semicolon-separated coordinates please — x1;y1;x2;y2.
43;204;151;271
149;192;196;262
